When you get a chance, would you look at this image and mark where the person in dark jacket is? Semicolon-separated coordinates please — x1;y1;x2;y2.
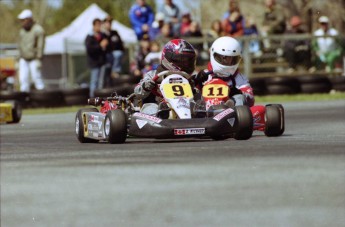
85;18;108;97
102;16;125;87
283;16;311;72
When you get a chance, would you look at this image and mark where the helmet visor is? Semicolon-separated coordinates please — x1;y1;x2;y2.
165;51;196;74
214;53;241;66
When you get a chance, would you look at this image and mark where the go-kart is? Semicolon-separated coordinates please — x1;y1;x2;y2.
75;71;253;144
0;100;22;124
201;78;285;137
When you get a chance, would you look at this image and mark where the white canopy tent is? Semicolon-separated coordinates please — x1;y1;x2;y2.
44;3;137;55
42;3;137;88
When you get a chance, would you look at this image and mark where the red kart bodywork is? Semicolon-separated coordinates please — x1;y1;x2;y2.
202;78;282;134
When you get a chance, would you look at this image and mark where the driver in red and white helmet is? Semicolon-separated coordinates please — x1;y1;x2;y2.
134;39;197;103
194;36;255;107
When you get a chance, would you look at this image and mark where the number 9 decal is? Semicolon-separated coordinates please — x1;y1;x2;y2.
162;83;193;98
172;85;185;96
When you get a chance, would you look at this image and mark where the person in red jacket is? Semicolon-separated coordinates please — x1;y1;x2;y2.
221;8;244;37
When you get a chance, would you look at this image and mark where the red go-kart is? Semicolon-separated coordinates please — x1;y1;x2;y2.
201;78;285;137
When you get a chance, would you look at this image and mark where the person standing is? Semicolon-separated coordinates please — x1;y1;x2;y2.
312;16;343;72
159;0;180;37
261;0;286;49
129;0;155;40
102;16;125;86
85;18;108;97
283;16;311;72
17;9;45;92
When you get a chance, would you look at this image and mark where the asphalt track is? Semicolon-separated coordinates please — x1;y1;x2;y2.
1;100;345;227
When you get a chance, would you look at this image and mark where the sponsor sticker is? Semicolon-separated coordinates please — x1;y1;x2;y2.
88;123;99;131
227;118;235;127
136;119;148;129
134;112;162;123
213;108;234;121
88;115;99;122
174;128;205;135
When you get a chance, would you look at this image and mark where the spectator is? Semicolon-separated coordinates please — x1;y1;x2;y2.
159;0;180;37
17;9;45;92
182;21;204;64
283;16;311;72
159;23;174;39
221;7;244;37
261;0;286;49
102;15;125;86
129;0;155;40
222;0;244;23
85;18;108;97
180;12;192;36
143;41;161;73
130;39;151;78
206;19;223;39
243;16;262;56
312;16;343;72
149;12;165;40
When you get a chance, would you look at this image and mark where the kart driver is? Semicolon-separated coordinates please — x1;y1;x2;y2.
194;36;255;107
134;39;197;115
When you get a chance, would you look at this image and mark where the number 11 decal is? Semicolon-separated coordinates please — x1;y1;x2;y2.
207;87;224;96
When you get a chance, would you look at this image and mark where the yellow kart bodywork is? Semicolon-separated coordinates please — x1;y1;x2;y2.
0;101;21;123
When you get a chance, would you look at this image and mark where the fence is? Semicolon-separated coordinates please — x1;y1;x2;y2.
1;34;344;90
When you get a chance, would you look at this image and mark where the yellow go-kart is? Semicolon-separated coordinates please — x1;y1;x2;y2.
0;100;22;124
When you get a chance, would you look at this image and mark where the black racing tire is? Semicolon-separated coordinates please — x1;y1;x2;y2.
298;75;330;84
1;91;29;107
264;104;285;137
265;76;299;86
64;95;88;106
112;74;141;85
234;105;253;140
300;83;332;94
298;75;332;94
75;108;99;143
62;87;89;96
29;90;64;107
104;109;127;144
5;100;22;123
266;84;299;95
249;77;267;96
328;76;345;92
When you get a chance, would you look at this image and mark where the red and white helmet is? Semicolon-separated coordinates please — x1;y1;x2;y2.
210;36;242;78
161;39;196;74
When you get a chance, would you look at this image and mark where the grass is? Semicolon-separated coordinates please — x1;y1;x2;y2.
255;91;345;103
23;92;345;115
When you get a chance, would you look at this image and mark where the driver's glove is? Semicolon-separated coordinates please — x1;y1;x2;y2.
142;79;156;91
194;69;210;86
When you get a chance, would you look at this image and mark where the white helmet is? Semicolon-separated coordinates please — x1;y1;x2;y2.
210;36;242;78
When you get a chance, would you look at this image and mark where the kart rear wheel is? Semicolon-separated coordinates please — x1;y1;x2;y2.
234;106;253;140
104;109;127;144
5;100;22;123
75;108;99;143
264;104;285;137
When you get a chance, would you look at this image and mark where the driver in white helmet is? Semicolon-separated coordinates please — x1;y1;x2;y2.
194;36;255;107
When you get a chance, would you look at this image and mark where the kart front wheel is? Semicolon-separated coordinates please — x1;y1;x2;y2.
234;105;253;140
75;108;99;143
104;109;127;144
5;100;22;123
264;104;285;137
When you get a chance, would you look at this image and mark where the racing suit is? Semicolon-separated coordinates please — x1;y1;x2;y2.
134;68;161;103
134;64;198;103
195;63;255;107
